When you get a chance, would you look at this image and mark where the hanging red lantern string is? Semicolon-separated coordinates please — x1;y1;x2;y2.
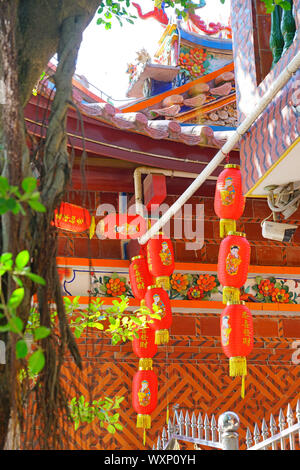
145;285;172;345
132;368;158;444
146;235;175;290
214;164;245;238
217;231;250;304
220;302;254;398
97;213;147;240
129;255;153;300
54;202;95;239
132;326;157;445
132;327;158;370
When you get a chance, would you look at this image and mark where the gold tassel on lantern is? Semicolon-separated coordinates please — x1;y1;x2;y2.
136;414;151;429
229;356;247;399
155;329;169;345
139;358;153;370
222;286;240;304
219;219;236;238
155;276;170;290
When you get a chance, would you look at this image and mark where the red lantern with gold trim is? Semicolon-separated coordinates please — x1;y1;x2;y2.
145;286;172;345
217;232;250;304
220;303;253;398
98;213;147;240
54;202;94;236
129;256;153;300
132;369;158;430
132;327;157;369
214;164;245;238
146;236;175;290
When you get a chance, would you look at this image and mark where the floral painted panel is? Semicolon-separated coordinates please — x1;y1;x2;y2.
57;265;300;304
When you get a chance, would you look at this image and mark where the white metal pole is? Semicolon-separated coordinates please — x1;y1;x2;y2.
138;50;300;245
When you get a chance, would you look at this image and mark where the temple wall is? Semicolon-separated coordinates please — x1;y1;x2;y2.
58;189;300;267
61;311;300;450
56;187;300;450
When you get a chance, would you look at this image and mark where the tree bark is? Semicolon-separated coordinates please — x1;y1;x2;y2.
0;0;100;449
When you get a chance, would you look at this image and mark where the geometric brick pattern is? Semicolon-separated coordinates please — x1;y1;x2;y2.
60;360;300;450
59;309;300;450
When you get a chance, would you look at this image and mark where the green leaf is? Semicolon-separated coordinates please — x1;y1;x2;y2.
8;288;25;309
15;250;30;269
28;349;45;375
25;272;46;285
1;253;13;264
0;324;10;332
21;177;37;194
8;315;23;334
107;424;116;434
0;176;9;196
34;326;51;340
28;200;46;212
16;339;28;359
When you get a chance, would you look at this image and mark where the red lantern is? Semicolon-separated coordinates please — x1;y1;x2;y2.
132;369;158;429
129;256;153;300
145;286;172;345
98;213;147;240
220;303;253;398
214;164;245;238
54;202;94;236
146;236;175;290
132;327;157;370
217;232;250;304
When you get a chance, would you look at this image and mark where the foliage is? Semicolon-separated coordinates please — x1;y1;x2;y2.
259;0;292;13
0;177;48;377
96;0;137;29
61;294;161;432
69;395;124;433
95;0;292;30
65;294;161;345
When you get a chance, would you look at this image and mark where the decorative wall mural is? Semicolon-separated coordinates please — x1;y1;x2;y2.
58;260;300;304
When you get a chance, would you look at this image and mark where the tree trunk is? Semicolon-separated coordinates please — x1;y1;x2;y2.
0;0;100;449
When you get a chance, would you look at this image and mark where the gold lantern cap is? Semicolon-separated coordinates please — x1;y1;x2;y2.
131;255;144;261
224;164;240;170
147;285;159;290
227;231;246;237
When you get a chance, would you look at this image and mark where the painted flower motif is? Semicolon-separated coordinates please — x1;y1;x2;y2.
187;285;205;300
179;52;193;67
271;288;290;303
258;279;275;297
190;48;207;64
197;274;217;292
190;64;204;77
106;278;127;297
170;273;189;292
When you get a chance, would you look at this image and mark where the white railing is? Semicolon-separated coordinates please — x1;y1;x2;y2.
155;400;300;451
246;401;300;450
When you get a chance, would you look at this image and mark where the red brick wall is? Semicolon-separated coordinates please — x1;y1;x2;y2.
55;187;300;450
58;189;300;267
61;310;300;450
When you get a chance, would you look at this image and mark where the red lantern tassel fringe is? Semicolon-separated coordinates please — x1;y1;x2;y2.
229;356;247;399
155;329;169;345
219;219;236;238
136;414;151;429
222;286;241;304
155;275;170;290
